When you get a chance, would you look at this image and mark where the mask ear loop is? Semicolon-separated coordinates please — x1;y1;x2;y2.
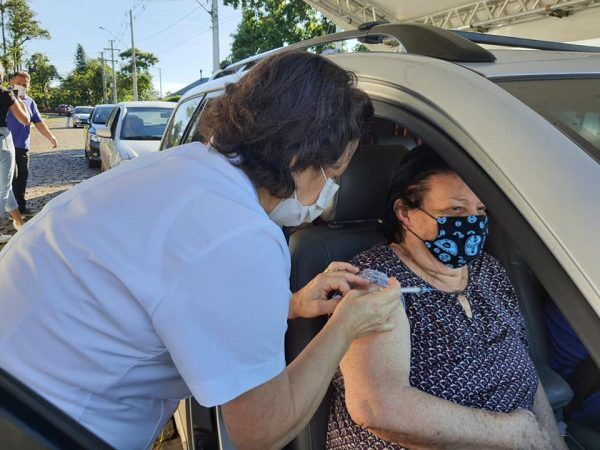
403;206;437;242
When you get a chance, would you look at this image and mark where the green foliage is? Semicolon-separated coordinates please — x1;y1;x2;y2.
74;43;87;73
2;0;50;71
117;48;159;100
25;52;58;111
117;71;157;101
164;95;181;103
60;57;107;106
118;48;158;74
46;44;159;107
222;0;334;65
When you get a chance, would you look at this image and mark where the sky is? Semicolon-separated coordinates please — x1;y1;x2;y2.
26;0;242;95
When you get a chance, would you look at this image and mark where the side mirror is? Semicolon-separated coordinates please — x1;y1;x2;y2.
96;126;111;139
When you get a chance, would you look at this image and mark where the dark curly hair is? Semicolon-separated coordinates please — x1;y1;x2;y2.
203;50;374;198
382;145;454;243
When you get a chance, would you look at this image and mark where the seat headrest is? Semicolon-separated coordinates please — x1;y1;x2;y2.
377;136;418;149
321;145;408;223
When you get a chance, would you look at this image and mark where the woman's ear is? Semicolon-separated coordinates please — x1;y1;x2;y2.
394;199;410;228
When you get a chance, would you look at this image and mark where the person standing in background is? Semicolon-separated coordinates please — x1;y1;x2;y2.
0;66;32;243
7;71;58;215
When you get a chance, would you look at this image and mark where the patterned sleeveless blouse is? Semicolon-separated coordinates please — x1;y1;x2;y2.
327;245;538;450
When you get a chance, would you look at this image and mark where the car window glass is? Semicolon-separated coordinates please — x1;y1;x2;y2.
497;78;600;164
185;99;214;144
163;96;204;149
92;107;113;125
106;107;117;129
120;107;173;141
74;107;93;115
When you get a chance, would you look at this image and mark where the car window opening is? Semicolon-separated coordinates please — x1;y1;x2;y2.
121;107;173;141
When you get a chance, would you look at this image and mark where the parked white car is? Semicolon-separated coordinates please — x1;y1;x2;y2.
96;101;175;171
71;106;93;128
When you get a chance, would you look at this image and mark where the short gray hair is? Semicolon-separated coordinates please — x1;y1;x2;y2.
12;71;30;80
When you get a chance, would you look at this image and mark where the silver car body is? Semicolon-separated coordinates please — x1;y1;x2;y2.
164;38;600;450
176;48;600;318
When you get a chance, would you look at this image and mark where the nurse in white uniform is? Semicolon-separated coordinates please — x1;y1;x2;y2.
0;50;401;449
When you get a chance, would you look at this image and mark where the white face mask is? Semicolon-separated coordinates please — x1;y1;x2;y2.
268;168;339;227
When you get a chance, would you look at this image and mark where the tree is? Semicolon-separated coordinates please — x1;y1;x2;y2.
57;45;109;106
222;0;334;65
74;43;87;73
117;47;158;100
26;52;58;111
3;0;50;71
118;48;158;74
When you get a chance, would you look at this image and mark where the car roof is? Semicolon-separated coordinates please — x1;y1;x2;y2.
179;48;600;103
93;104;115;109
117;101;176;108
460;49;600;78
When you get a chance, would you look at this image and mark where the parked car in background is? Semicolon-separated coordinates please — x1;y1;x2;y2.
84;104;114;168
71;106;94;128
56;104;72;116
96;101;175;171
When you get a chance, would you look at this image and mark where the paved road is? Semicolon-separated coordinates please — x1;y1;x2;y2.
0;114;99;238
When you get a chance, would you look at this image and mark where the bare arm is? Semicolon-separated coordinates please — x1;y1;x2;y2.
533;382;568;450
9;98;30;126
34;121;58;148
341;306;548;450
222;282;401;450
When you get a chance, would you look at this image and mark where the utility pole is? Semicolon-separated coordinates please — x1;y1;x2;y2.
129;9;138;101
158;67;162;99
104;40;120;104
0;0;6;66
194;0;219;75
100;52;108;103
211;0;219;74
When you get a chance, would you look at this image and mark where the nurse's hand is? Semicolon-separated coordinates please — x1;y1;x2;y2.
289;262;370;319
330;277;401;340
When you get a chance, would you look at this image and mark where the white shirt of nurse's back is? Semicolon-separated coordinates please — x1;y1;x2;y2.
0;142;290;449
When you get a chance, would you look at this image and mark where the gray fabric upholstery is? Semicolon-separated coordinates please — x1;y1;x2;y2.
321;145;409;223
285;145;408;450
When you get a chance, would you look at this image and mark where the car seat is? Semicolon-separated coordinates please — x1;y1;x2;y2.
285;143;409;450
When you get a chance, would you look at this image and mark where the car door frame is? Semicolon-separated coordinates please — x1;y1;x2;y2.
159;94;207;151
364;92;600;363
100;105;120;170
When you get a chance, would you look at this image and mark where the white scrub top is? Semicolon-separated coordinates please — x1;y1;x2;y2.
0;142;291;449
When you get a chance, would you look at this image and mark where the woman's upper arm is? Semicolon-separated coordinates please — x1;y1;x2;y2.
340;302;411;424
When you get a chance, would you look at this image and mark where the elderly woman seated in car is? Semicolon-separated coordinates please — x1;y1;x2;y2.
327;145;566;449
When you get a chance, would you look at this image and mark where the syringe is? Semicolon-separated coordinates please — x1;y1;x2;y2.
358;269;433;295
401;287;433;295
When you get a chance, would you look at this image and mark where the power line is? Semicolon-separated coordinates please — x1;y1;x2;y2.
193;0;213;18
137;6;201;42
153;14;237;56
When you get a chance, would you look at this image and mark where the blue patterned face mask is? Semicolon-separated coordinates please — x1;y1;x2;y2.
409;209;489;269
